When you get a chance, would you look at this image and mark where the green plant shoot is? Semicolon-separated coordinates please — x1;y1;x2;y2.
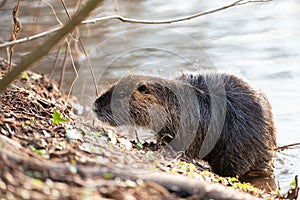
53;108;69;125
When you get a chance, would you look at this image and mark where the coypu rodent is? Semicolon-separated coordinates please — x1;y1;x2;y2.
93;72;276;178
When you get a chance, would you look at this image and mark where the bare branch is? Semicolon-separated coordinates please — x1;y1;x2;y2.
0;0;272;49
0;0;105;94
82;0;244;25
0;26;61;48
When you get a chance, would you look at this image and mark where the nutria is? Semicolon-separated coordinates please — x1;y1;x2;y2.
93;72;276;178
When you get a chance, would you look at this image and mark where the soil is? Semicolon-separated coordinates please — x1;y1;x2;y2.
0;57;297;200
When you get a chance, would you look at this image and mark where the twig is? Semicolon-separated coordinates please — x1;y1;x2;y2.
41;0;63;26
8;0;21;70
82;0;247;24
58;39;69;89
113;0;119;13
65;36;80;102
1;26;61;48
0;0;105;94
50;42;64;78
237;0;272;5
0;0;272;49
61;0;99;97
275;142;300;151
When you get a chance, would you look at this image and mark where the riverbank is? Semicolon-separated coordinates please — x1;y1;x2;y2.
0;58;291;199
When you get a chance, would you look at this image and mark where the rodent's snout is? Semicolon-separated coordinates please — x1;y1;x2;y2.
92;101;106;119
92;98;112;119
92;101;99;113
92;97;116;126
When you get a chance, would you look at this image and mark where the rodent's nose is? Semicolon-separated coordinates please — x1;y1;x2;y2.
92;102;98;113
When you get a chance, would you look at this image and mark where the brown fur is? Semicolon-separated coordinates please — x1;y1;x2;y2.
93;72;276;178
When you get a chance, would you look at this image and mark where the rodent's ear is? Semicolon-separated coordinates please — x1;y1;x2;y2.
137;83;150;94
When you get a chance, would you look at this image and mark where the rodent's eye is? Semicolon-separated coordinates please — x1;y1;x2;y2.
137;84;150;94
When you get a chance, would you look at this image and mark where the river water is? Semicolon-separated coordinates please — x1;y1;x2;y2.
1;0;299;192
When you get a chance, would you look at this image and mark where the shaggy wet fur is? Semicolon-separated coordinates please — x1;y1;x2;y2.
93;72;276;178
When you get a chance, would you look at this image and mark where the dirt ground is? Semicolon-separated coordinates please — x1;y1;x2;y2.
0;57;298;199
